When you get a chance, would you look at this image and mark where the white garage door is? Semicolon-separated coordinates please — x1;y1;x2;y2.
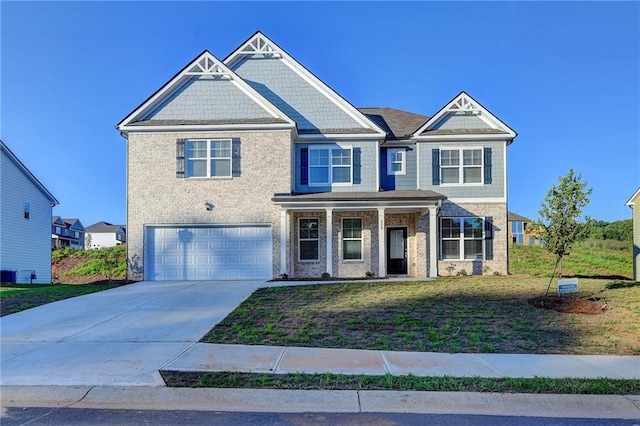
145;225;273;281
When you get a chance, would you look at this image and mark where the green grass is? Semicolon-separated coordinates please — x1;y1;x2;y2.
201;277;640;355
0;283;125;316
509;240;633;278
160;371;640;395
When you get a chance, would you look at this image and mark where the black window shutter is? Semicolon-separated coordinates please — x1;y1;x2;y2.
232;138;241;177
176;139;185;178
432;148;440;185
300;148;308;185
484;147;492;184
484;216;494;260
353;147;361;184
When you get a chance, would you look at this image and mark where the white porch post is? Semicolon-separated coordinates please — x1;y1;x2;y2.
280;208;288;276
378;207;386;277
326;208;333;276
429;208;438;277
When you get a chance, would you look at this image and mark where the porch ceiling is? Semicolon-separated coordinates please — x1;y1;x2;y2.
272;190;445;210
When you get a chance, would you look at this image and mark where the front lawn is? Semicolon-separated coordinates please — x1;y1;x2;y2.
201;277;640;355
0;282;129;316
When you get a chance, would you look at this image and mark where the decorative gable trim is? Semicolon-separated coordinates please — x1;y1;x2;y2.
117;50;294;133
413;92;517;143
626;188;640;207
224;31;387;139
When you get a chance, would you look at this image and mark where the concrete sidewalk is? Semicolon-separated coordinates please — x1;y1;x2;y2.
165;343;640;379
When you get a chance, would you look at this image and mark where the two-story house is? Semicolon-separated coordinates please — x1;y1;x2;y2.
117;32;516;281
51;217;85;250
1;140;59;284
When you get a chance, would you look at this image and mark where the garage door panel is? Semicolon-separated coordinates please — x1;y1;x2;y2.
146;225;272;281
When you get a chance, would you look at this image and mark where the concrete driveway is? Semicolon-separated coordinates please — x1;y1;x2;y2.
0;280;263;386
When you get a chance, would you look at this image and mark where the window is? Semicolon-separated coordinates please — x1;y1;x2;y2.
55;226;62;234
23;203;30;219
441;217;484;260
387;148;405;175
512;221;524;244
299;218;319;261
309;146;352;185
342;218;362;260
186;139;232;178
440;148;482;184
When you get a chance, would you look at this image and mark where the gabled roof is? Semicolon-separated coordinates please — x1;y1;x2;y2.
86;221;126;233
52;216;66;225
63;218;85;231
508;211;530;222
224;31;386;139
359;107;429;140
414;92;517;143
1;140;58;205
117;50;295;132
626;188;640;207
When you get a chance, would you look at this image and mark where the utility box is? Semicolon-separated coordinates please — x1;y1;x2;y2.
1;270;17;283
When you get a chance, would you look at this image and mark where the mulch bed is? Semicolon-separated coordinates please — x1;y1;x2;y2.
528;295;608;315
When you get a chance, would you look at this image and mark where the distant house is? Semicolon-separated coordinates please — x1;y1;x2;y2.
51;217;85;250
626;188;640;281
85;222;126;249
1;140;59;283
507;211;541;246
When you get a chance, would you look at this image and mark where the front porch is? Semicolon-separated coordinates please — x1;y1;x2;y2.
272;190;446;279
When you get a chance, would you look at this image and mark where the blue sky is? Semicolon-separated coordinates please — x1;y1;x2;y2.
2;1;638;226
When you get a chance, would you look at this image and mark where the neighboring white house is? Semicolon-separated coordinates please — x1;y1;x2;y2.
627;188;640;281
85;221;126;248
1;140;59;283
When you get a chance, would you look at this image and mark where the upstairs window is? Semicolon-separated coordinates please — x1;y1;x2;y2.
186;139;232;178
440;148;483;184
24;203;30;219
309;146;352;185
387;148;405;175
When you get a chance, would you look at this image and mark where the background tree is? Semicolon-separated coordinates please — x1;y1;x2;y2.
531;169;593;297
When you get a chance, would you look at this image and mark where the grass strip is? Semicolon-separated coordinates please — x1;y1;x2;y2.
0;283;123;316
160;371;640;395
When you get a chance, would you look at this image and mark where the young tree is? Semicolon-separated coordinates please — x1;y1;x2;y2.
532;169;592;297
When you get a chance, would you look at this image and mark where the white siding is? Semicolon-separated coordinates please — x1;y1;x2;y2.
0;152;54;283
86;232;120;249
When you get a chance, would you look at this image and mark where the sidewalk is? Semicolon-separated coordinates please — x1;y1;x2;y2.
164;343;640;379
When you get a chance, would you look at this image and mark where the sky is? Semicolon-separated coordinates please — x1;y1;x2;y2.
1;1;639;227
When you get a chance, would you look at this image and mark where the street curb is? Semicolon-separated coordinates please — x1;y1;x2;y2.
2;385;640;419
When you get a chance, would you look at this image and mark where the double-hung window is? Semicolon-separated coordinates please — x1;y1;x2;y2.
23;203;30;219
441;217;484;260
440;148;482;184
387;148;405;175
512;221;524;244
309;146;352;185
299;218;319;261
342;218;363;260
186;139;232;178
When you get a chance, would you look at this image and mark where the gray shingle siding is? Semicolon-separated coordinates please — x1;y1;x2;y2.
433;113;491;130
294;142;377;193
143;77;273;121
232;57;366;132
381;146;417;190
418;141;506;198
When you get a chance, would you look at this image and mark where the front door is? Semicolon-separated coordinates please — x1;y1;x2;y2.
387;227;407;274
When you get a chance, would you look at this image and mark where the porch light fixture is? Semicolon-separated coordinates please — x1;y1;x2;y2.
205;202;214;211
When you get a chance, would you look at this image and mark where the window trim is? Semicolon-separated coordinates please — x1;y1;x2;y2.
440;217;486;261
342;217;363;261
308;144;353;186
185;138;232;179
439;146;484;186
387;148;406;176
298;218;320;262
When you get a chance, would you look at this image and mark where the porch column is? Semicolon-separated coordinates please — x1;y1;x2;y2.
280;208;288;276
326;208;333;277
429;208;438;277
378;207;386;277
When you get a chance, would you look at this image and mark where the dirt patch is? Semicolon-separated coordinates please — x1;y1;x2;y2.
528;295;608;315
